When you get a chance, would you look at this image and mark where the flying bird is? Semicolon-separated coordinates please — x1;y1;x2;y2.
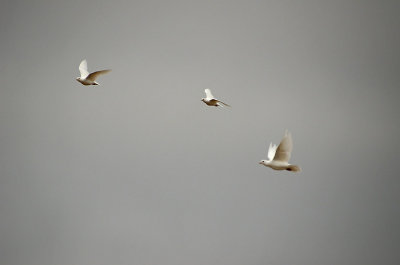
259;130;301;172
76;59;111;86
201;88;231;107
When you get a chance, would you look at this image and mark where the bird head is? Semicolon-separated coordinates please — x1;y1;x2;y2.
259;160;267;165
201;98;205;102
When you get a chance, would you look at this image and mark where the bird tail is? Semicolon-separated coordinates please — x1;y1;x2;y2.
218;101;231;107
286;165;301;172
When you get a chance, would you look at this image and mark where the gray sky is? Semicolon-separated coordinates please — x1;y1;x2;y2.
1;0;400;264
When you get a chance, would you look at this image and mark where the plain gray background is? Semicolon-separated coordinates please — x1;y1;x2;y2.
1;0;399;264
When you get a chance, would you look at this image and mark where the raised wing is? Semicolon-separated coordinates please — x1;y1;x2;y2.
79;59;89;79
86;69;111;81
205;88;214;99
273;130;293;162
267;142;277;161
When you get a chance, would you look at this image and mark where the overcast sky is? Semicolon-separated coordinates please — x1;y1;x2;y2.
1;1;400;265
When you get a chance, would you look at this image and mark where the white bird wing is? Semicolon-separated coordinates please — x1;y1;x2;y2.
205;88;214;99
79;59;89;79
267;142;277;161
273;130;293;162
86;69;111;81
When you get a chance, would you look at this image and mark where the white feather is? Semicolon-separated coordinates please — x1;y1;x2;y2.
273;130;293;162
79;59;89;79
204;88;214;99
267;142;277;161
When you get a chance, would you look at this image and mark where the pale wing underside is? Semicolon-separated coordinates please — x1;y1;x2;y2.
79;59;89;78
86;70;111;81
205;88;214;99
267;142;277;161
273;130;293;162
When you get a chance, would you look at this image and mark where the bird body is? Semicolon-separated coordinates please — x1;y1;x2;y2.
76;59;111;86
260;160;300;172
201;88;231;107
259;130;301;172
76;78;100;86
202;98;224;107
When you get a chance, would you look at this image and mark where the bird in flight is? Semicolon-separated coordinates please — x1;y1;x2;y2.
201;88;231;107
76;59;111;86
259;130;301;172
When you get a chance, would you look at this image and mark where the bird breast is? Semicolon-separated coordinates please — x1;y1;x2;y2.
77;78;93;86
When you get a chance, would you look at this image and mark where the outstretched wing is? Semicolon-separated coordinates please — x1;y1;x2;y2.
86;69;111;81
205;88;214;99
79;59;89;79
273;130;293;162
217;100;231;107
267;142;277;161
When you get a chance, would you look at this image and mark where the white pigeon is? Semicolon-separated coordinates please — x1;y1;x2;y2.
76;59;111;86
259;130;301;172
201;88;231;107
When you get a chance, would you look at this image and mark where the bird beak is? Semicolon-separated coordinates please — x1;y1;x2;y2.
259;161;263;164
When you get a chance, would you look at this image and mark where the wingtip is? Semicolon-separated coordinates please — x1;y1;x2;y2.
285;129;293;139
